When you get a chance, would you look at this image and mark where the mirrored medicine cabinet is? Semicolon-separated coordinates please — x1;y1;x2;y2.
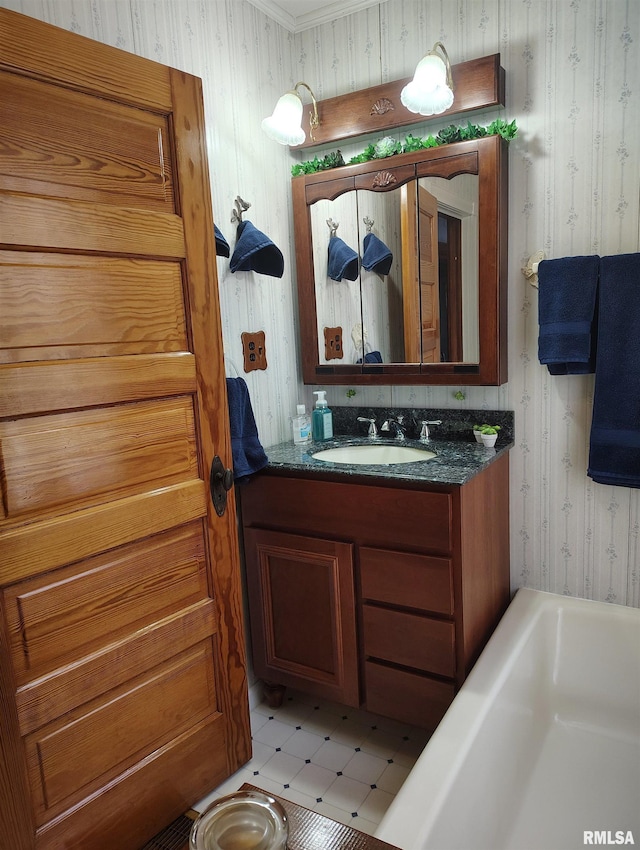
292;135;508;386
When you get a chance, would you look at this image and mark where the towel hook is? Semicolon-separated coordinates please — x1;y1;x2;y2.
363;216;374;233
327;218;339;238
231;195;251;224
522;250;545;288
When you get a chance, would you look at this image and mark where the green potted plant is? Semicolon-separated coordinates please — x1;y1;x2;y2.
479;424;501;448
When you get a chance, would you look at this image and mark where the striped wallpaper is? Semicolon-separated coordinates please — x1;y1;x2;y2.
3;0;639;606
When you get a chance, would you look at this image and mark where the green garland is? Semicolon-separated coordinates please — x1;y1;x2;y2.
291;118;517;177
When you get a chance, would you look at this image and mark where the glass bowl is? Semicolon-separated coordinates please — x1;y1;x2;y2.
189;789;289;850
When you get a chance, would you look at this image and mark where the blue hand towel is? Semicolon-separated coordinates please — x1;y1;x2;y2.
588;253;640;488
356;350;383;364
328;236;359;281
214;224;230;258
537;255;600;374
362;232;393;276
230;220;284;278
226;377;268;481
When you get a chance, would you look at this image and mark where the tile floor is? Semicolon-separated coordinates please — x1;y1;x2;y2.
193;688;431;836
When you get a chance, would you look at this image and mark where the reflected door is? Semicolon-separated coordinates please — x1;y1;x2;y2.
401;184;441;363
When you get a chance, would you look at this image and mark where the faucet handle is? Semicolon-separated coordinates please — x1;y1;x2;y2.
420;420;442;441
357;416;378;438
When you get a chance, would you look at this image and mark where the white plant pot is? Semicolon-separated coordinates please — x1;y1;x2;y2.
473;429;484;444
481;433;497;448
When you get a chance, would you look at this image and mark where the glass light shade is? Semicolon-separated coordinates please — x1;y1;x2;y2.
401;47;454;116
412;53;446;92
261;91;306;146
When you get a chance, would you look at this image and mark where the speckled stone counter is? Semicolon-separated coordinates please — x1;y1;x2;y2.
264;434;512;486
265;408;513;484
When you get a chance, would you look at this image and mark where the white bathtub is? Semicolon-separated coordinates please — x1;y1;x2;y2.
376;588;640;850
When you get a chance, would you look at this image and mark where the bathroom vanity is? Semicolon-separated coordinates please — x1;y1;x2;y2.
240;425;511;731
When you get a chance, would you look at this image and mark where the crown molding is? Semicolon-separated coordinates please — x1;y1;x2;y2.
246;0;379;33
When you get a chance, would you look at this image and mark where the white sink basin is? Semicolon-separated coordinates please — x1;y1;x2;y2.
311;444;436;465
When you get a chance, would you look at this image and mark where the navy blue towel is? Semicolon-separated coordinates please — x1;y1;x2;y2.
362;233;393;276
538;255;600;374
230;220;284;278
226;377;268;481
588;253;640;488
214;224;230;258
328;236;359;281
356;350;383;364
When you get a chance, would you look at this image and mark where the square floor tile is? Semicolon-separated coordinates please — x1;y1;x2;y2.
245;739;276;771
291;762;337;798
311;739;356;772
252;717;296;749
258;750;305;784
342;750;387;784
322;774;370;812
357;786;395;822
280;728;325;760
299;707;342;737
325;716;370;748
376;761;411;795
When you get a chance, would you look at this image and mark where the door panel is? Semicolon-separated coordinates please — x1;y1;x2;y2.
0;252;187;363
0;9;249;850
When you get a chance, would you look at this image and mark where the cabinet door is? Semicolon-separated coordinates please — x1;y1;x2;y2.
244;528;359;707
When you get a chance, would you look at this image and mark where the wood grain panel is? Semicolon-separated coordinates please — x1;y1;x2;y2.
0;252;187;363
4;523;208;679
0;354;196;417
0;480;207;586
364;661;454;731
297;54;505;150
16;599;217;735
359;547;453;615
0;193;185;257
1;397;198;519
36;716;228;850
0;9;172;112
0;71;175;211
362;605;455;677
26;644;216;823
240;475;453;554
244;527;359;706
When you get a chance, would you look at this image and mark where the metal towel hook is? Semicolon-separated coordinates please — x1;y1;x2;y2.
363;216;374;233
326;218;339;237
231;195;251;224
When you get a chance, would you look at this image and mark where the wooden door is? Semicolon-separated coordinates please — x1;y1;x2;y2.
0;9;250;850
417;186;441;363
401;184;441;363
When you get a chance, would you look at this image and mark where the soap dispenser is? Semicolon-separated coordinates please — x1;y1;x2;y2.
292;404;311;445
312;391;333;441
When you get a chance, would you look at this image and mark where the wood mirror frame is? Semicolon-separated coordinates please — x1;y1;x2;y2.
292;134;509;386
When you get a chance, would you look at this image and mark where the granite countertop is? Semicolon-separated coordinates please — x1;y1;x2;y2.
264;434;513;487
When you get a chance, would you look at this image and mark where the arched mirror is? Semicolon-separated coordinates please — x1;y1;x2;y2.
292;135;508;385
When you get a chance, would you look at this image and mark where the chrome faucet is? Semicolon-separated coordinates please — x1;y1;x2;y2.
419;420;442;442
357;416;378;438
381;415;406;440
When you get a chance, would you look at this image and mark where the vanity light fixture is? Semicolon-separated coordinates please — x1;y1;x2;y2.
262;81;319;146
401;41;455;116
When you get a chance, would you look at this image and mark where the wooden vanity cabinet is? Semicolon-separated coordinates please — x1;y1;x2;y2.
240;453;510;731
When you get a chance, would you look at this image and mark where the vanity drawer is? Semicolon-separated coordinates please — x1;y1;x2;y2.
362;605;455;678
360;547;453;615
364;661;455;731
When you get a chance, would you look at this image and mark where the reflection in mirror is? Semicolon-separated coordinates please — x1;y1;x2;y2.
407;173;479;364
310;174;479;366
311;194;362;364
